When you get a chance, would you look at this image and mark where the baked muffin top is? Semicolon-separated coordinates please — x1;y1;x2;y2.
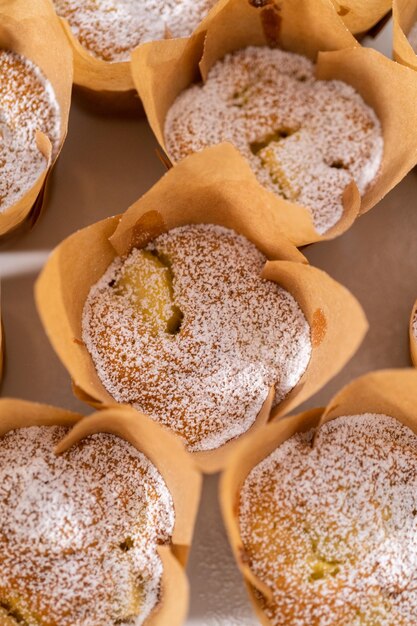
0;425;174;626
239;413;417;625
0;50;60;214
165;47;383;234
53;0;216;62
82;224;311;452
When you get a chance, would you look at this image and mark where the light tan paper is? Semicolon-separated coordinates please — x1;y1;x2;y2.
410;300;417;366
0;0;72;238
35;146;367;473
220;368;417;624
54;0;224;109
132;0;417;245
261;260;367;419
393;0;417;70
0;398;201;626
330;0;391;35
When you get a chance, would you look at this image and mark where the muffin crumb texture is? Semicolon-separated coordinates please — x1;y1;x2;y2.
0;425;174;626
0;50;60;214
53;0;216;62
239;413;417;625
82;224;312;452
165;48;383;234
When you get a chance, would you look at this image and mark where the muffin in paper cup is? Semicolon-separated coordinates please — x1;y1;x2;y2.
49;0;222;114
35;146;367;473
221;368;417;626
132;0;417;246
0;397;201;625
393;0;417;71
330;0;391;36
0;0;72;238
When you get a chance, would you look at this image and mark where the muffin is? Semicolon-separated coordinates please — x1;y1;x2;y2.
165;47;383;234
35;146;367;472
82;223;312;453
0;50;60;215
53;0;218;63
0;0;72;237
0;400;200;626
133;0;417;245
221;369;417;626
52;0;217;110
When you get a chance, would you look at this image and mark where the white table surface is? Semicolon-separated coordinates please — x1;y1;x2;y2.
2;20;414;626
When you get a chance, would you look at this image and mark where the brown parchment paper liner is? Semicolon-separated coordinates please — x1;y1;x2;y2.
393;0;417;71
0;398;201;626
220;368;417;625
0;0;72;239
330;0;391;35
35;145;367;473
132;0;417;245
54;0;223;112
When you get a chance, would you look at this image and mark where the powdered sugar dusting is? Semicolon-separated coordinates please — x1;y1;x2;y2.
0;425;174;625
53;0;216;62
82;224;311;452
239;413;417;625
165;47;383;234
0;50;60;214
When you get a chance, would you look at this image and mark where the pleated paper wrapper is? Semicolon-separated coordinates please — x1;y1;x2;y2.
393;0;417;71
131;0;417;246
220;368;417;625
53;0;223;113
330;0;391;35
0;398;202;626
0;0;72;238
35;146;367;473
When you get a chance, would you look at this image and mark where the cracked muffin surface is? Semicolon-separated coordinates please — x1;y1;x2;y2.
82;224;312;452
165;47;383;234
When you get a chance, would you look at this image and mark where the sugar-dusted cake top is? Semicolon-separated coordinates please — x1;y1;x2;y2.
0;425;174;625
54;0;216;62
82;224;312;452
239;413;417;625
0;50;60;214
